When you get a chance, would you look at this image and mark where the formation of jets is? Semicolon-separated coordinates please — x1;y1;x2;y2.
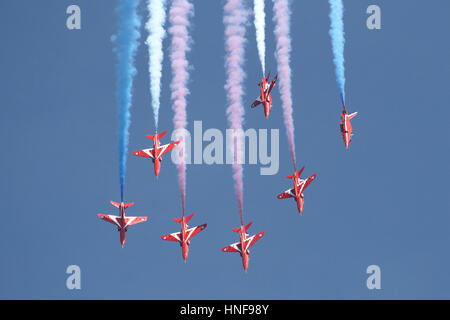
250;72;358;149
98;71;358;271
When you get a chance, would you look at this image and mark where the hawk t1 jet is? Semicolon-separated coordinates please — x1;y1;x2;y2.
277;166;316;214
250;72;278;118
222;221;264;271
161;213;207;261
98;201;147;247
133;130;180;176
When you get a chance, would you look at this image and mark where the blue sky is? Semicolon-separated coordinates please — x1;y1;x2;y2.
0;0;449;299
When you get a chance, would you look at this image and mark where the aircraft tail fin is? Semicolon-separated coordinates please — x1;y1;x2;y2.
234;222;253;233
268;74;278;94
287;166;305;179
110;201;134;209
146;130;168;141
124;202;134;209
185;213;195;223
157;130;168;140
174;213;195;224
110;201;120;208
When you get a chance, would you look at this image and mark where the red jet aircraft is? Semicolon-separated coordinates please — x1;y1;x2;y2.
277;166;316;214
222;222;264;271
161;213;207;262
132;130;180;176
250;72;278;118
340;108;358;149
98;201;147;247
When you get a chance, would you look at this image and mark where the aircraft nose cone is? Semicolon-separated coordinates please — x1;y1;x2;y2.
243;254;249;271
297;202;303;214
182;245;189;261
120;234;126;247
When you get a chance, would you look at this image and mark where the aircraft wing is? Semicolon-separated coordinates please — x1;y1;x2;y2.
244;231;265;251
251;97;262;108
185;224;207;241
124;216;147;227
133;148;155;159
98;214;121;227
277;188;295;199
156;141;180;160
161;232;182;242
222;242;242;253
348;111;358;119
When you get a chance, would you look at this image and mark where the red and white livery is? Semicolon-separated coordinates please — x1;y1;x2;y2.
277;166;317;214
132;130;180;176
161;213;207;261
340;108;358;149
222;221;264;271
97;201;147;247
250;72;278;118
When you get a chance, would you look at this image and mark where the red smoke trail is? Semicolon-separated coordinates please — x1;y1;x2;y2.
224;0;249;225
273;0;297;172
169;0;193;217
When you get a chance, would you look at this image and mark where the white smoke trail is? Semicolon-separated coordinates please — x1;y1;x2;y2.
328;0;346;106
273;0;296;168
169;0;193;216
254;0;265;74
145;0;167;129
224;0;249;225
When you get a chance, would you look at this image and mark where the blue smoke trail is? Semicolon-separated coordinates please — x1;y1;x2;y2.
112;0;141;201
328;0;346;107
